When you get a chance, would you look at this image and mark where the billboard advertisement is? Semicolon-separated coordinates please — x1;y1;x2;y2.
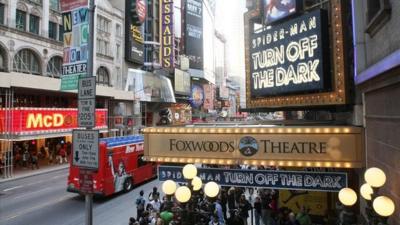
160;0;175;68
185;0;203;70
263;0;298;25
125;0;145;64
250;9;330;98
203;84;214;110
61;1;89;90
174;69;191;95
190;84;204;108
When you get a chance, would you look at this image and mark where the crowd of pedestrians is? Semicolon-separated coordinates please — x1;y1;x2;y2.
11;140;71;170
130;186;313;225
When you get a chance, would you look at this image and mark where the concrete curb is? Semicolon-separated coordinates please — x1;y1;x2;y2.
0;165;69;184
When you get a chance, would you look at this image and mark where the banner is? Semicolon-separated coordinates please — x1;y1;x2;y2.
125;0;145;64
160;0;175;68
185;0;203;69
158;166;347;192
61;0;89;90
0;108;107;134
250;9;330;97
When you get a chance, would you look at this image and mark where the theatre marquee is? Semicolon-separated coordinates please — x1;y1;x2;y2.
143;126;364;168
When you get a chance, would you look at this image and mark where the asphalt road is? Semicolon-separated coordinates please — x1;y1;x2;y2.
0;168;160;225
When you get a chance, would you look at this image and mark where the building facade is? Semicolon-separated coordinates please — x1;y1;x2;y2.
0;0;134;178
353;0;400;223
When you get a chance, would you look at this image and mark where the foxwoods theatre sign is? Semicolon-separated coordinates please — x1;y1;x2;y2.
159;166;347;192
250;9;330;97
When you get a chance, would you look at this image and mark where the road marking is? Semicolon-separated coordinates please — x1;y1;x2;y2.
0;194;72;222
13;187;53;200
3;185;23;192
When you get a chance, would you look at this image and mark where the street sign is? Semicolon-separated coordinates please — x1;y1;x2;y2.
79;169;94;194
72;129;99;170
78;77;96;128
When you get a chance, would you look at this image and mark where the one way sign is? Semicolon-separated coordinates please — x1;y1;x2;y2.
72;130;99;170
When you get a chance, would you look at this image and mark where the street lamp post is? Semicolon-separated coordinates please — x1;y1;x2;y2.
338;167;395;225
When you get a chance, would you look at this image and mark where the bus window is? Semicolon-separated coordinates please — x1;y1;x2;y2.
137;154;147;167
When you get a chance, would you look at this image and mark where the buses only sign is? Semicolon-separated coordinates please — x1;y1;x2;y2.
72;129;99;170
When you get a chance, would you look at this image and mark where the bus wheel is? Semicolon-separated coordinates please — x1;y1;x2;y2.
123;178;133;192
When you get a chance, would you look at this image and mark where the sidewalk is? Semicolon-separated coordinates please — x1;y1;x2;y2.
0;160;69;183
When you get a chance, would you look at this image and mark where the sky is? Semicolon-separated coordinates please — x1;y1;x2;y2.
215;0;247;78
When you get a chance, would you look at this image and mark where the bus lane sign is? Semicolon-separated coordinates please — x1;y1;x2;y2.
73;129;99;170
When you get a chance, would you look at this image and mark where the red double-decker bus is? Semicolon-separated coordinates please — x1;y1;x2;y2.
67;135;157;196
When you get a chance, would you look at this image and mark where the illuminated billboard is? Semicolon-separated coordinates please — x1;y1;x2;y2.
263;0;298;25
250;9;330;97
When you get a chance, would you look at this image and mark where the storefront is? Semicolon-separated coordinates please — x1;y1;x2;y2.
143;125;364;221
0;107;108;177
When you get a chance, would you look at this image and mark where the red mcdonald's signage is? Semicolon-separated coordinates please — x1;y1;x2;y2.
0;108;107;135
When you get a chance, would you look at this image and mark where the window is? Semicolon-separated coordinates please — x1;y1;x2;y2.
46;56;62;78
16;10;26;31
0;3;4;25
116;44;121;59
96;66;110;86
97;15;110;33
50;0;60;11
116;67;122;89
58;25;63;41
365;0;391;36
49;22;57;40
29;14;40;34
137;154;147;167
29;0;42;5
0;46;6;72
96;39;111;56
13;49;41;75
116;24;121;36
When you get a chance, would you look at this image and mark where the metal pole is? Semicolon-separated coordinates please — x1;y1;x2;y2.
85;1;95;225
88;0;95;77
85;194;93;225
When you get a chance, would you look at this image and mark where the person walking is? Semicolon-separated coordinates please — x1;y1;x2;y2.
31;151;39;170
238;194;252;225
22;149;30;168
253;196;262;225
136;190;146;221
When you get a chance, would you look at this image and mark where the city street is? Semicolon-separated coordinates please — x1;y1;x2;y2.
0;169;160;225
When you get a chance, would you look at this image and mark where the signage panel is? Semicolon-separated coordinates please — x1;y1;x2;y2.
185;0;203;69
250;9;330;97
79;169;94;194
78;77;96;128
144;126;364;168
72;129;99;170
61;1;89;90
159;166;347;192
160;0;175;68
0;108;107;134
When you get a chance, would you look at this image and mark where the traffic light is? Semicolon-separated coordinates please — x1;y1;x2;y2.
128;0;147;26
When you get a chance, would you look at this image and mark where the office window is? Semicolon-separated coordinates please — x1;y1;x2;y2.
50;0;60;11
0;3;4;25
46;56;62;78
13;49;41;75
96;66;110;86
16;10;26;31
58;25;63;41
29;15;40;34
0;46;6;72
49;21;57;39
97;15;110;33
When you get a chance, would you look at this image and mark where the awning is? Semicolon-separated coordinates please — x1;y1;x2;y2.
125;69;176;103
